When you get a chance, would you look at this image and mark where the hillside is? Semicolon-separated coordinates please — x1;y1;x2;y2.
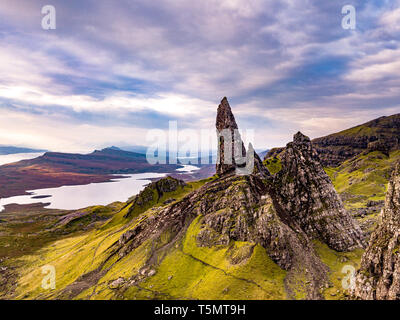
267;113;400;167
354;160;400;299
264;113;400;240
313;114;400;167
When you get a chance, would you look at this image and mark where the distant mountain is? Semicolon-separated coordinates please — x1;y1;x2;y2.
266;113;400;167
0;146;47;155
116;145;148;154
0;147;179;198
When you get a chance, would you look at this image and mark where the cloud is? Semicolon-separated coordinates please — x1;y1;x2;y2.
0;0;399;151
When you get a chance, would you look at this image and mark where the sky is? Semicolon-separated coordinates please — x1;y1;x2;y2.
0;0;399;153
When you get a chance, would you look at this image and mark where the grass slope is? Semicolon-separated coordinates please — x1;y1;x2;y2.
325;150;400;209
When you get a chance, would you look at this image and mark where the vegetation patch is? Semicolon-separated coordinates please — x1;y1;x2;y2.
263;156;282;175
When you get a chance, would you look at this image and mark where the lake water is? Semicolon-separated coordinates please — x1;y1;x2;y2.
176;164;200;173
0;164;199;212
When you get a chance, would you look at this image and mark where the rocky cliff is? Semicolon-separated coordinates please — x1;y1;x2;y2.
354;161;400;300
3;99;397;301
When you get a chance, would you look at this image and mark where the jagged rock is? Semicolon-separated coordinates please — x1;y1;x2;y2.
272;132;365;251
116;172;328;299
124;176;186;218
354;161;400;300
368;139;390;156
215;97;267;177
113;98;366;300
216;97;246;175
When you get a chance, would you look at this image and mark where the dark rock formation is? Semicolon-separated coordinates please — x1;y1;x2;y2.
216;97;266;177
354;161;400;300
272;132;365;251
116;172;329;299
216;97;246;175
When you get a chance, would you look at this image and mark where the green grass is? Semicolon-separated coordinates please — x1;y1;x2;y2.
313;241;364;300
4;176;219;300
124;215;287;300
263;156;282;175
326;150;400;209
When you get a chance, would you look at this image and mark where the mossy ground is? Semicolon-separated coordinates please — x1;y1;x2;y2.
263;156;282;175
313;241;363;300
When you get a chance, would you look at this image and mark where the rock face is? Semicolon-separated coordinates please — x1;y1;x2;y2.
354;161;400;300
215;97;266;177
272;132;365;251
113;98;364;299
266;113;400;167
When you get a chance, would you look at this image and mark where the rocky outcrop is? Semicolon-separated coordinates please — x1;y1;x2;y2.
354;161;400;300
116;172;329;299
124;176;186;218
313;115;400;167
216;97;266;177
216;97;246;175
272;132;365;251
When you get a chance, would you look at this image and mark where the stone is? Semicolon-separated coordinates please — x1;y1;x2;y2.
215;97;245;175
124;176;186;218
271;131;365;251
109;277;125;289
354;161;400;300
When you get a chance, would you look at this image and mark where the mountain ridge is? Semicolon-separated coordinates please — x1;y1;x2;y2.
266;113;400;167
0;146;47;155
